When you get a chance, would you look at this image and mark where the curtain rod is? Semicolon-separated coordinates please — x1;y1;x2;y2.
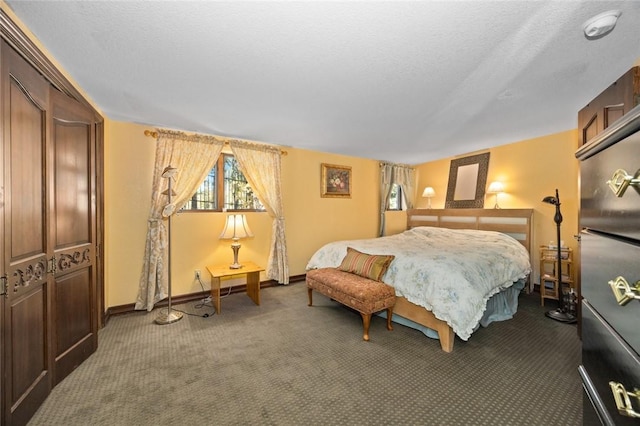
143;129;288;156
379;161;414;168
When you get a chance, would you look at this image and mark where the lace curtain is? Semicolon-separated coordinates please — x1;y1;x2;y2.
135;130;224;311
229;140;289;284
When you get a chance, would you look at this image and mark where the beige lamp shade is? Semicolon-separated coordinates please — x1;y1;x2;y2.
487;181;504;194
422;186;435;208
422;187;435;197
220;214;254;240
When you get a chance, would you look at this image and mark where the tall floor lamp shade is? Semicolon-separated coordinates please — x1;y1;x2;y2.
220;214;254;269
542;189;576;324
155;165;183;325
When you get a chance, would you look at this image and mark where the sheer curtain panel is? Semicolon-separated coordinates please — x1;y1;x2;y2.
229;140;289;284
379;163;394;236
135;130;224;311
392;164;416;209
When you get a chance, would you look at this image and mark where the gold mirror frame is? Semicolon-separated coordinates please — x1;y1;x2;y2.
445;152;490;208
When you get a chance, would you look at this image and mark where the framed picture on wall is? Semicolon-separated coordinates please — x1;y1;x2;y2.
321;163;351;198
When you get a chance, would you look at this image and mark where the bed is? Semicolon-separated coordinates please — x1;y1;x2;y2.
305;208;533;352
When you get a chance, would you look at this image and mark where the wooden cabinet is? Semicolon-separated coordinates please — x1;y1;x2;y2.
0;12;104;426
578;66;640;146
539;246;574;307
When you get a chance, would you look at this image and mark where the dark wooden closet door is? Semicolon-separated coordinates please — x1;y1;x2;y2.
50;89;98;385
1;42;98;426
2;43;53;426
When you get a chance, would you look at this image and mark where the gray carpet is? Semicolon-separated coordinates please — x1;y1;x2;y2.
28;283;581;425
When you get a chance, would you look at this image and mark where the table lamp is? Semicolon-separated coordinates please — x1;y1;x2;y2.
220;214;254;269
422;187;435;209
487;181;504;209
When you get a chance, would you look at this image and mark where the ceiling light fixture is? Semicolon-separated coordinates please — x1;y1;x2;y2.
583;10;621;40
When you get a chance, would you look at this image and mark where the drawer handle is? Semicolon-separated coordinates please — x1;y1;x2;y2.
609;276;640;306
607;168;640;197
610;381;640;418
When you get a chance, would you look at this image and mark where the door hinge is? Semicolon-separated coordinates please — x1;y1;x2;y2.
96;243;101;259
0;274;7;297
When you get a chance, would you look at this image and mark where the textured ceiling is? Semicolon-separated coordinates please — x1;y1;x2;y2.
6;1;640;164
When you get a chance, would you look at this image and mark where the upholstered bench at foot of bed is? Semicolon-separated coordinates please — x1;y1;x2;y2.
306;268;396;341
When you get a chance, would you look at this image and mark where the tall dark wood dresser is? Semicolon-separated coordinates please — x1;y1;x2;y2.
577;102;640;424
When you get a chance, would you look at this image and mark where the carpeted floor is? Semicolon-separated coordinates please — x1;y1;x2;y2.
28;283;581;425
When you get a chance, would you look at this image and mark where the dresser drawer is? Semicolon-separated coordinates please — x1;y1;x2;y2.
581;129;640;240
582;301;640;424
581;231;640;352
581;365;615;426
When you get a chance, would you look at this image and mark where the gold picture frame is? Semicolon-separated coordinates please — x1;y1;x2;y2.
321;163;352;198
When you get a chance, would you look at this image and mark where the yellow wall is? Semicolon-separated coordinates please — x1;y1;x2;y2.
106;122;579;307
414;129;580;284
105;120;381;307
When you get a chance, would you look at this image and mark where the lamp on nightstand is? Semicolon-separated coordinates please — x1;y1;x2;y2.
487;181;504;209
220;214;254;269
422;187;435;209
542;189;576;324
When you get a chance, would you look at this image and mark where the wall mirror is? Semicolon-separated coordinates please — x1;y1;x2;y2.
445;152;490;208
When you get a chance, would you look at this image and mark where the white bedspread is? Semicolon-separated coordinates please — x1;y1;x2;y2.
305;226;531;340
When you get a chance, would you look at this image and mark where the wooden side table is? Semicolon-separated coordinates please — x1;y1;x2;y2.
206;261;264;314
539;246;574;306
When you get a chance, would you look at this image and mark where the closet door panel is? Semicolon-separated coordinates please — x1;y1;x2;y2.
10;87;45;257
2;44;52;426
50;89;97;385
54;122;90;246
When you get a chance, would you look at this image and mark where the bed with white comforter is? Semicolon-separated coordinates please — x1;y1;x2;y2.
306;226;531;341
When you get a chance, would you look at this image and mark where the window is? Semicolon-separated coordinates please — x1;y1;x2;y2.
387;184;406;211
182;154;264;212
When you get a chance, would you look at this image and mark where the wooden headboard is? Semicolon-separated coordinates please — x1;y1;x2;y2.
406;208;534;257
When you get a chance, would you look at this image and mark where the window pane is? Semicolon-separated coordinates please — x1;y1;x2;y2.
388;184;399;210
183;164;218;210
223;156;264;211
181;154;264;212
387;184;407;211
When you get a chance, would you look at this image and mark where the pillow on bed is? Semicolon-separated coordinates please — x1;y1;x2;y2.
338;247;395;282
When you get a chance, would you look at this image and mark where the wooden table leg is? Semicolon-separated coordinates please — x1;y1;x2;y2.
246;271;260;306
211;276;221;314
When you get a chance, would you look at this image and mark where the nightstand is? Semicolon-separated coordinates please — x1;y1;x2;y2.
539;246;574;306
206;261;265;314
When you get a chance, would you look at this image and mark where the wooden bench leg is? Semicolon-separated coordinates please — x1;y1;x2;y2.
386;307;394;331
360;312;371;341
307;287;313;306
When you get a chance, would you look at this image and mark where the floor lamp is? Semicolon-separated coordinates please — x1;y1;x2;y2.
542;189;576;324
155;165;183;325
